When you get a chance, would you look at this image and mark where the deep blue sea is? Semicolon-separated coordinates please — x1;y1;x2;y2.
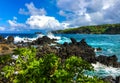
1;33;120;77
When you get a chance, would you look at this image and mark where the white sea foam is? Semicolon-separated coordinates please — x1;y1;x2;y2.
94;48;97;52
47;32;61;40
13;33;61;43
13;34;44;43
36;34;44;38
56;37;71;44
14;36;25;43
92;62;120;78
107;49;113;53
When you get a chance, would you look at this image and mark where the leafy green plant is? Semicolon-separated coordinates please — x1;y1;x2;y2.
2;47;106;83
0;54;11;64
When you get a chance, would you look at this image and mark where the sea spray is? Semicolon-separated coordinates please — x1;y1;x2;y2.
13;33;61;43
56;37;71;44
47;32;61;40
92;62;120;78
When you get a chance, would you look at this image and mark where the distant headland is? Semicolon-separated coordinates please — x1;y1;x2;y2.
52;23;120;34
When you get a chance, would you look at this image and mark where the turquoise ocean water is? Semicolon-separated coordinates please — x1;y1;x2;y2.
55;34;120;62
55;34;120;77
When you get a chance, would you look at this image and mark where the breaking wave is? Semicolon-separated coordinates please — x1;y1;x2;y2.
92;62;120;78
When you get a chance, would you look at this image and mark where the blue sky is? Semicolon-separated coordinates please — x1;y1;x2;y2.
0;0;120;33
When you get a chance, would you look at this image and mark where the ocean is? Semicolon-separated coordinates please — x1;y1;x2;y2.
0;33;120;77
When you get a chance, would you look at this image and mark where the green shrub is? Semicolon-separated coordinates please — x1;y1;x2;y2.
2;47;105;83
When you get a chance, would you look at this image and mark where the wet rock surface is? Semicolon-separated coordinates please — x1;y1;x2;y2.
7;36;14;44
97;55;120;67
103;76;120;83
59;38;96;63
32;36;57;45
36;38;96;63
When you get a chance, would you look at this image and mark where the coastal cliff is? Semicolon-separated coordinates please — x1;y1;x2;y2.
53;24;120;34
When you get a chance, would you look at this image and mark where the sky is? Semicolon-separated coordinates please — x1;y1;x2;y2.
0;0;120;33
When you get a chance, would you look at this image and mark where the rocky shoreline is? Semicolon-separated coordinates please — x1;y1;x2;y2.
0;35;120;83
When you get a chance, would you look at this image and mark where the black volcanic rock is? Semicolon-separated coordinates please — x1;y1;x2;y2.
77;39;90;47
103;76;120;83
0;36;4;42
0;35;6;43
7;36;14;44
32;36;57;45
102;76;116;83
116;76;120;83
36;38;96;63
58;38;96;63
63;42;69;46
97;55;120;67
70;38;77;44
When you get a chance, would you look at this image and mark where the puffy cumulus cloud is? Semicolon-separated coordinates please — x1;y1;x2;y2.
0;26;5;31
19;2;46;16
57;0;120;27
26;15;64;30
18;2;68;31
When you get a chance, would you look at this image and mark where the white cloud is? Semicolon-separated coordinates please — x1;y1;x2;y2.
85;13;91;22
61;22;70;29
7;17;27;31
19;8;29;15
19;2;46;16
57;0;88;16
8;17;26;28
16;0;120;31
57;0;120;27
26;15;64;30
18;2;67;31
0;27;5;31
102;0;115;10
58;10;66;17
103;0;120;23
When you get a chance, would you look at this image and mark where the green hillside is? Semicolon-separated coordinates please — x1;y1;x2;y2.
53;24;120;34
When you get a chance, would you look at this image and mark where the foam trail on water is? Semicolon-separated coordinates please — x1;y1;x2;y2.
92;62;120;78
89;42;114;46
